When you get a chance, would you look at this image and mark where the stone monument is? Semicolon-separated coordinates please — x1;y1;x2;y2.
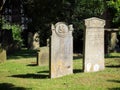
84;17;105;72
37;46;49;66
50;22;74;78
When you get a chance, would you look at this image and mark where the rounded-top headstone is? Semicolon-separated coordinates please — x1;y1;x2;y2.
55;22;69;37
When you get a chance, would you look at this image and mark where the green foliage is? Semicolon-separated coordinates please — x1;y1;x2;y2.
107;0;120;27
0;49;120;89
23;0;105;46
11;25;22;44
1;19;23;46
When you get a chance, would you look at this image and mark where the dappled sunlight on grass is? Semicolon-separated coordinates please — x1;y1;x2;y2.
0;51;120;90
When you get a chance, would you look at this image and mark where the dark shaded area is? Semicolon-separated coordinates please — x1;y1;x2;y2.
7;49;37;60
73;69;83;74
107;80;120;83
11;73;49;79
27;63;37;66
0;83;31;90
108;87;120;90
73;54;83;60
106;65;120;68
37;71;49;73
105;55;120;58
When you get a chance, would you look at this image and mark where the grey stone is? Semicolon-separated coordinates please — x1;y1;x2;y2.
37;47;49;66
50;22;74;78
84;17;105;72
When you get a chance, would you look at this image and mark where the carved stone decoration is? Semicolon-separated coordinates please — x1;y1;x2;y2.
55;22;69;37
50;22;74;78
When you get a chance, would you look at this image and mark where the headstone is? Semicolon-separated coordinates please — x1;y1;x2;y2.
110;32;119;52
84;17;105;72
0;48;6;63
37;47;49;66
28;32;40;50
47;38;50;47
32;32;40;50
50;22;74;78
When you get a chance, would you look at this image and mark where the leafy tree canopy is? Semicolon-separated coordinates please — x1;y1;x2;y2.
107;0;120;27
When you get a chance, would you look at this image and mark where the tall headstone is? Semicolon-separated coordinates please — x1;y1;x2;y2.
84;17;105;72
50;22;74;78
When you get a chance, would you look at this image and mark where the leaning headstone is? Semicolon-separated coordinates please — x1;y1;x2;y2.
37;47;49;66
84;17;105;72
50;22;74;78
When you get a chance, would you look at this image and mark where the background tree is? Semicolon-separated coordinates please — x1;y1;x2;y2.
106;0;120;28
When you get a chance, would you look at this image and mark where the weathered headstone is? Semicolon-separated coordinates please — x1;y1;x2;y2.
84;17;105;72
0;47;6;63
110;32;119;52
50;22;74;78
37;47;49;66
32;32;40;50
28;32;40;50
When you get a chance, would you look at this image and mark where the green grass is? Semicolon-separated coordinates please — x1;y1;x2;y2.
0;49;120;90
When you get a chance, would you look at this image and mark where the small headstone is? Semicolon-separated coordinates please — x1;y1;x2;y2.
37;47;49;66
0;48;6;63
50;22;74;78
84;17;105;72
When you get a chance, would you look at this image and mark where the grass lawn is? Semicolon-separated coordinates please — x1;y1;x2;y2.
0;49;120;90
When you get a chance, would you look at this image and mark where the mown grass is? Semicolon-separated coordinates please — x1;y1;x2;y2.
0;49;120;90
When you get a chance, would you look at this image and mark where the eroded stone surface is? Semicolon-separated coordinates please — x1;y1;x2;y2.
37;47;49;66
50;22;74;78
84;17;105;72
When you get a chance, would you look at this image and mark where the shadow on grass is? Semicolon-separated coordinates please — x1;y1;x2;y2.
108;87;120;90
107;80;120;83
106;65;120;68
73;69;83;74
27;63;37;66
37;71;49;73
105;55;120;58
11;73;49;79
0;83;31;90
7;49;37;60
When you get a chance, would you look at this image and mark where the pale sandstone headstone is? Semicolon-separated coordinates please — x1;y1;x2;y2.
84;17;105;72
32;32;40;50
28;32;40;50
0;49;6;63
50;22;74;78
37;47;49;66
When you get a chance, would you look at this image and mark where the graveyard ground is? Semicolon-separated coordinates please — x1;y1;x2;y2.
0;48;120;90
